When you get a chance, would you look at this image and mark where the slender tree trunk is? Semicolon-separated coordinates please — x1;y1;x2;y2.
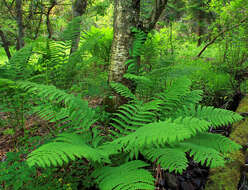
197;3;204;47
0;29;12;59
46;0;57;39
16;0;25;50
34;13;43;40
70;0;87;54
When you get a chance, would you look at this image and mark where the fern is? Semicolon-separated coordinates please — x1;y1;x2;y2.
31;104;71;129
112;117;212;151
110;100;161;137
125;27;147;74
123;73;151;84
110;82;137;101
0;45;33;80
153;77;192;119
142;147;188;173
92;160;154;190
176;104;243;127
3;75;240;190
18;81;97;131
27;133;110;167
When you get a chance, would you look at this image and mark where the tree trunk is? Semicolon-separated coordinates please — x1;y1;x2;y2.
16;0;25;50
108;0;168;104
197;2;205;47
34;12;43;40
106;0;168;110
0;29;11;59
46;0;57;39
108;0;140;83
70;0;87;54
106;0;141;109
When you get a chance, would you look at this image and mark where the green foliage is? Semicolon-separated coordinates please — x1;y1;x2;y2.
110;100;160;137
0;1;247;189
6;76;241;190
143;148;188;173
18;81;97;132
110;82;137;101
0;151;89;190
0;152;36;190
27;133;109;167
92;160;155;190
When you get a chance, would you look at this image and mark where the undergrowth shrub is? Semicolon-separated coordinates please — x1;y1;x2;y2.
0;151;89;190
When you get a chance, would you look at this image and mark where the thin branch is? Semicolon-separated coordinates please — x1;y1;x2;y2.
34;12;43;40
2;0;16;19
197;17;248;57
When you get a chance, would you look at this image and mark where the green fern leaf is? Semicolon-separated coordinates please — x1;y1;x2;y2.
110;82;137;100
27;133;109;167
178;105;243;128
178;132;241;167
112;117;211;151
92;160;154;190
143;147;188;173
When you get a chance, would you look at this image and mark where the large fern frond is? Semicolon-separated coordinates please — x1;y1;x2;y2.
110;82;137;101
92;160;154;190
18;81;97;131
176;104;243;128
183;132;242;154
27;133;109;167
32;104;71;129
142;147;188;173
110;100;161;137
154;77;192;119
3;45;33;80
176;132;241;168
112;117;211;151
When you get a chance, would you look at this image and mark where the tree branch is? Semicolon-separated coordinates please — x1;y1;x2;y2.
142;0;168;32
2;0;16;19
0;29;12;59
197;17;248;57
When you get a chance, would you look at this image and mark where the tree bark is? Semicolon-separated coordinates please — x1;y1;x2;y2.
16;0;25;50
107;0;168;110
0;29;11;59
46;0;57;39
108;0;140;84
109;0;168;84
70;0;87;54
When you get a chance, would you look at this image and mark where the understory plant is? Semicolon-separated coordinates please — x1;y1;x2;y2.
1;76;242;190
